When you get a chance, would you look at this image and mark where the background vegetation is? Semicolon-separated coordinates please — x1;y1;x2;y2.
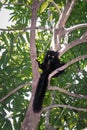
0;0;87;130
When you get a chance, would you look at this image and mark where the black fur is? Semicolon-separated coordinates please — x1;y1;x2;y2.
33;50;64;112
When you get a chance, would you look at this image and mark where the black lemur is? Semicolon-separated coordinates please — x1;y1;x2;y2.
33;50;64;112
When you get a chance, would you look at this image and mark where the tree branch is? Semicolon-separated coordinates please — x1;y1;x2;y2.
0;26;51;32
49;54;87;78
50;0;61;15
49;86;87;99
0;82;32;103
43;104;87;112
51;0;76;51
66;23;87;34
57;0;76;28
59;32;87;57
0;2;31;8
2;23;87;33
37;0;45;9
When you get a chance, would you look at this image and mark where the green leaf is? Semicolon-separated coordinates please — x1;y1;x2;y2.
1;33;8;46
26;32;30;43
40;1;48;13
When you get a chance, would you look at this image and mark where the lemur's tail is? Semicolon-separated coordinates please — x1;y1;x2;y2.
33;73;48;113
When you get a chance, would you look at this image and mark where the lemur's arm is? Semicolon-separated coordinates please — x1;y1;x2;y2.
36;59;44;70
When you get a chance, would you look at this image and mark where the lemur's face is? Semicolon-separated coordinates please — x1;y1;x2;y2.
46;51;58;64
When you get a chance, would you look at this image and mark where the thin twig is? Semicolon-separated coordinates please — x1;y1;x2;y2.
51;0;61;15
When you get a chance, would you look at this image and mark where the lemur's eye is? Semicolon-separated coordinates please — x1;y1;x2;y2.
52;55;54;58
48;55;50;57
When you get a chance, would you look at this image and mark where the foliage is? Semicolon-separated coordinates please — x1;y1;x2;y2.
0;0;87;130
